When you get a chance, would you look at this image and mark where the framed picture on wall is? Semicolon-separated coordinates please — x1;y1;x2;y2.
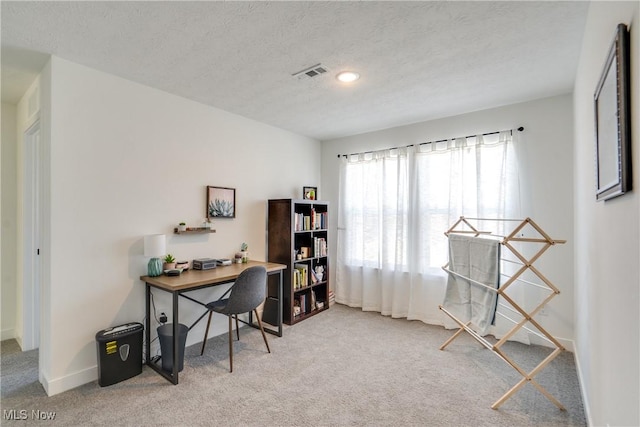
303;186;317;200
594;23;631;202
207;186;235;218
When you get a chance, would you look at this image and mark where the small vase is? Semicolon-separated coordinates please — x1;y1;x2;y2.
148;258;163;277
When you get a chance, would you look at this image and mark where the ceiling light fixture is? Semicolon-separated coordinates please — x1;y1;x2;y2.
336;71;360;83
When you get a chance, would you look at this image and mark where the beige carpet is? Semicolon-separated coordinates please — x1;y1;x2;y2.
1;303;585;426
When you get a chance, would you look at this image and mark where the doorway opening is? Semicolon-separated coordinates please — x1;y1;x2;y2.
22;120;41;351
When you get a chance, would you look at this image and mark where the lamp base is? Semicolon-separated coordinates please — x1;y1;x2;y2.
148;258;163;277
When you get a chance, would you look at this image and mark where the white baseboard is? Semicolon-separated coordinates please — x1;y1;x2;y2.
572;344;593;426
1;328;16;341
40;365;97;397
528;333;575;352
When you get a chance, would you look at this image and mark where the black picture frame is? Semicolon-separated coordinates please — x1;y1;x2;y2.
207;186;235;218
303;186;317;200
594;23;631;202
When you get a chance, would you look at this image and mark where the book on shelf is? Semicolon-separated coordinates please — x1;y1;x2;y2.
300;294;307;314
310;266;324;283
313;237;327;257
294;263;308;288
293;269;301;289
294;209;328;231
294;213;311;231
311;208;316;230
310;208;328;230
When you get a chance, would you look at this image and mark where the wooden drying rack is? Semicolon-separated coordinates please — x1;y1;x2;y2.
438;216;567;410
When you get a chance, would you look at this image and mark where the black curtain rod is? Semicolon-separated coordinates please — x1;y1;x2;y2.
337;126;524;158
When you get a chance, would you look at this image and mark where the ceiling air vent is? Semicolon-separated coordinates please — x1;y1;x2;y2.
292;64;329;80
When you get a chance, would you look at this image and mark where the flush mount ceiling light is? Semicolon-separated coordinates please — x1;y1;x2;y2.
336;71;360;83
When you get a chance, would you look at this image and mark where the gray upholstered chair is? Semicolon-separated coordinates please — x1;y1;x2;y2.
200;265;271;372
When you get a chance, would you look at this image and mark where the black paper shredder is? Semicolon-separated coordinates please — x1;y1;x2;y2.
95;322;143;387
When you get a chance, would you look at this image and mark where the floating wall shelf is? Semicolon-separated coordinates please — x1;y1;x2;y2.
173;227;216;234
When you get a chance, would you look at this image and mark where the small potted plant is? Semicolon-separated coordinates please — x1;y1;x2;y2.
178;222;187;232
163;254;176;270
240;243;249;263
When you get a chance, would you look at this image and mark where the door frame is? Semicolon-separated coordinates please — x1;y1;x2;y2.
22;119;41;351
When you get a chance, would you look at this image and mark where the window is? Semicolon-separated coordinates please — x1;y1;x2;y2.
338;132;520;273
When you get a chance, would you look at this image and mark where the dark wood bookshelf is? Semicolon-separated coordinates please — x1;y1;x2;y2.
267;199;329;325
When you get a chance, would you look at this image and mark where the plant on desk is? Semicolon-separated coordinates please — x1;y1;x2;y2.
163;253;176;270
240;243;249;263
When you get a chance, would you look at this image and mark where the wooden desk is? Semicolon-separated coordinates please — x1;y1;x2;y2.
140;260;286;384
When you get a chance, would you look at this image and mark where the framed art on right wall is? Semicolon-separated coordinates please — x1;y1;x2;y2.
594;23;631;202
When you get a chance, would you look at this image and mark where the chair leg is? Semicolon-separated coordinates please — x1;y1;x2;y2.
235;315;240;341
254;309;271;353
228;315;234;373
200;311;213;356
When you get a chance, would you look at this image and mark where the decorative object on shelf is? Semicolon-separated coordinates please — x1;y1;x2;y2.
303;186;317;200
178;222;187;232
300;247;310;258
207;186;235;218
163;253;176;271
594;23;631;202
144;234;166;277
313;265;325;282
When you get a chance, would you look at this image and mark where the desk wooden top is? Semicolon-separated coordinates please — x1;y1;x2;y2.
140;260;286;291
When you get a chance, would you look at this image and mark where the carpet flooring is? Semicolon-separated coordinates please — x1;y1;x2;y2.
1;303;585;426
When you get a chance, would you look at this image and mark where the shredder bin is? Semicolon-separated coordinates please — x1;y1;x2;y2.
95;322;143;387
157;323;188;373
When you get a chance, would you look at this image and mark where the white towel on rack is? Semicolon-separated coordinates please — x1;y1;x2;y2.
442;234;500;335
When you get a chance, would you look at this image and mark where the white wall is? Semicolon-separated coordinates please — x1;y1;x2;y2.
573;2;639;426
1;103;18;340
35;56;320;395
321;94;576;347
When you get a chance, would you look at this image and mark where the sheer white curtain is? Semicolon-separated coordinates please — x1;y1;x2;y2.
336;131;522;328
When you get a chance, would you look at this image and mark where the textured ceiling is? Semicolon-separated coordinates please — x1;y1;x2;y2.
1;1;589;141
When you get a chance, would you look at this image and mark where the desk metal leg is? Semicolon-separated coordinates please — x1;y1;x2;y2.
145;283;151;365
145;285;180;385
171;291;179;384
249;270;283;337
277;270;283;336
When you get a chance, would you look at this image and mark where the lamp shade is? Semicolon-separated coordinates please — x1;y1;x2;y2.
144;234;166;258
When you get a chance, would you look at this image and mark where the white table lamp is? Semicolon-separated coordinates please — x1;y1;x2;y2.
144;234;166;277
